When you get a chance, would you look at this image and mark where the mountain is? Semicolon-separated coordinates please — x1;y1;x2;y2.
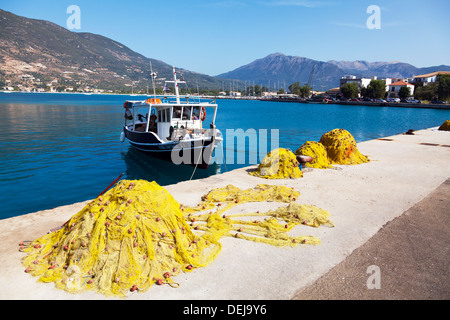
216;53;341;91
0;9;224;91
217;53;450;91
327;60;420;79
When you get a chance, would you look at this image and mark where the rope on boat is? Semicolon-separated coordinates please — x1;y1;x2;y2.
189;146;203;180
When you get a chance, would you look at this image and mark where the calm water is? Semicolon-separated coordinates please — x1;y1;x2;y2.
1;92;449;220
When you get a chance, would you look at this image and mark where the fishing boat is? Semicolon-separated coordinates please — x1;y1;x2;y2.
120;67;223;169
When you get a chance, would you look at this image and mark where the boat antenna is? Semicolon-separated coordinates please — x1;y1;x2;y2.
150;61;157;99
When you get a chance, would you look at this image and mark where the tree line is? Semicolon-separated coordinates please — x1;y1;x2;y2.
339;75;450;101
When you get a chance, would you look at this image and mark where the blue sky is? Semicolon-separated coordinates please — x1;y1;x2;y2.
2;0;449;76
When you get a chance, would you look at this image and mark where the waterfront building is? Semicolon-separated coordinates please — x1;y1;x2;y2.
387;81;415;98
412;71;450;86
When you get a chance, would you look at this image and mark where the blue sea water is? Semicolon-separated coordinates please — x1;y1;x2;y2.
1;92;449;220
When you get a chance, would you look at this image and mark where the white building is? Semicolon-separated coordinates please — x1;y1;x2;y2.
341;75;400;94
340;75;378;89
20;74;35;81
412;71;450;86
387;81;415;98
261;91;278;97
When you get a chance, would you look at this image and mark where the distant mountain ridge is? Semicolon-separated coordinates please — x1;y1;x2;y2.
0;9;224;91
2;9;449;93
217;53;450;91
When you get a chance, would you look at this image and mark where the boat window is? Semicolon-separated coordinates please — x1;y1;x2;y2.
158;110;166;122
192;106;200;120
165;108;170;122
172;106;182;119
182;106;191;120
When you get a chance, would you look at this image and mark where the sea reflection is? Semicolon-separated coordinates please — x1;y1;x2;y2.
122;146;221;185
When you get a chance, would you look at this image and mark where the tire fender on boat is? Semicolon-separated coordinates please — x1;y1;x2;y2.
120;131;125;142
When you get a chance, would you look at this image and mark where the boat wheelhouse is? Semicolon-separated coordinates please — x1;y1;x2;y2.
120;67;223;169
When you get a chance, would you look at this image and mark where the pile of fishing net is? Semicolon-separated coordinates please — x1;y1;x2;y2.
249;148;303;179
291;129;369;169
319;129;369;165
21;179;333;297
295;141;331;169
438;120;450;131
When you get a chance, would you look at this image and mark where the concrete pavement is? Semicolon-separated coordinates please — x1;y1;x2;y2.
0;127;449;300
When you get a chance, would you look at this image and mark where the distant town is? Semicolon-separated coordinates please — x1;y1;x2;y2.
2;70;449;105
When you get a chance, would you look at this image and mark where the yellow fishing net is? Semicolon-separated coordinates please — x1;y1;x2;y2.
21;180;332;297
319;129;370;165
438;120;450;131
295;141;332;169
249;148;303;179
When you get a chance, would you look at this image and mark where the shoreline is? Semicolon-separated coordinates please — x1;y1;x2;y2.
262;98;450;110
3;91;449;110
0;127;449;299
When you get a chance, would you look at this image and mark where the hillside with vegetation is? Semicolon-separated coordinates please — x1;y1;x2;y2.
0;9;225;93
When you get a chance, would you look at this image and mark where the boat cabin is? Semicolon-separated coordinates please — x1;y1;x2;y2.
124;97;218;143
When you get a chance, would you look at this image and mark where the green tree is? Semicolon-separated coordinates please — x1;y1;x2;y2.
398;86;411;100
414;82;438;101
254;84;261;96
288;82;301;95
299;84;311;98
360;86;368;98
340;82;359;99
365;79;386;99
437;74;450;101
288;82;311;97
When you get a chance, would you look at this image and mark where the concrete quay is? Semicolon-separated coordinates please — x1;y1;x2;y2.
0;127;449;300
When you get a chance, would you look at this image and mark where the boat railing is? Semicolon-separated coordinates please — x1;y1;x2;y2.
169;127;217;141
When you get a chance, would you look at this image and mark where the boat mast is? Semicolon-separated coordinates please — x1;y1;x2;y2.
150;62;157;99
173;66;181;104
